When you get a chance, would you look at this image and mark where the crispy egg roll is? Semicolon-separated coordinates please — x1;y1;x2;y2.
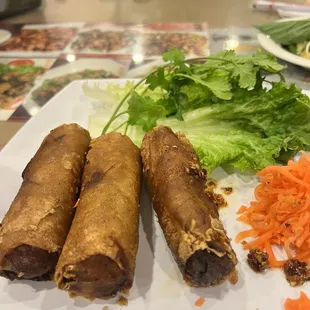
0;124;90;281
141;126;238;287
55;133;141;300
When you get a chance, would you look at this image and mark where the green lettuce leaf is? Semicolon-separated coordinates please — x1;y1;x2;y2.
193;133;283;172
155;82;310;171
87;49;309;172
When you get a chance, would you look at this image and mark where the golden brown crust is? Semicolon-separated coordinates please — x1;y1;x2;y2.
141;126;238;287
55;132;142;299
0;124;90;280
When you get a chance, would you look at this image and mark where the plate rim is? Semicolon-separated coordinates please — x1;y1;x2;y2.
257;33;310;69
257;16;310;69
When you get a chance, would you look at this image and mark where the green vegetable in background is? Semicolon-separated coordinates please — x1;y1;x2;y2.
0;64;12;74
155;82;310;171
14;65;44;74
254;19;310;45
90;48;310;172
0;63;43;75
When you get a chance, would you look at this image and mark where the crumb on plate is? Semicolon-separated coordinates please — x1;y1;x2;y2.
247;248;269;273
117;296;128;307
221;187;233;195
283;259;310;286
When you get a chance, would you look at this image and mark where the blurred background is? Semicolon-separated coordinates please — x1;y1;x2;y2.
1;0;282;26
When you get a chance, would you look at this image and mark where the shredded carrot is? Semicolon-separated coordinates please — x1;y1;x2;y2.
235;153;310;268
284;292;310;310
194;297;205;307
235;229;258;243
237;205;247;214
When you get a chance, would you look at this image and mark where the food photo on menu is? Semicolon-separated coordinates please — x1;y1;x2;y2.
22;55;130;116
67;22;210;58
70;29;138;54
0;58;54;120
139;23;209;58
0;27;76;51
141;32;209;57
0;23;84;57
68;23;140;55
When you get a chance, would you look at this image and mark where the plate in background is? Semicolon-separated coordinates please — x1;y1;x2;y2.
257;33;310;69
257;17;310;69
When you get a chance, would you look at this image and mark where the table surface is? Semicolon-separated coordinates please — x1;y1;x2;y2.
0;0;307;150
4;0;278;27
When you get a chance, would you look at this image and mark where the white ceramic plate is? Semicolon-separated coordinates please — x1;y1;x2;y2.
0;79;309;310
257;17;310;69
277;9;310;19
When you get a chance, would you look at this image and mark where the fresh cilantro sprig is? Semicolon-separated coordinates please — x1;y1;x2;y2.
102;48;286;134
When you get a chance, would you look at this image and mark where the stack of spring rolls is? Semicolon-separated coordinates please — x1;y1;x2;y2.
0;123;237;301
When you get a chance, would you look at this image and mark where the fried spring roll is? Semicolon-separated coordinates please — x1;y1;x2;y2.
141;126;238;287
55;133;141;300
0;124;90;281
